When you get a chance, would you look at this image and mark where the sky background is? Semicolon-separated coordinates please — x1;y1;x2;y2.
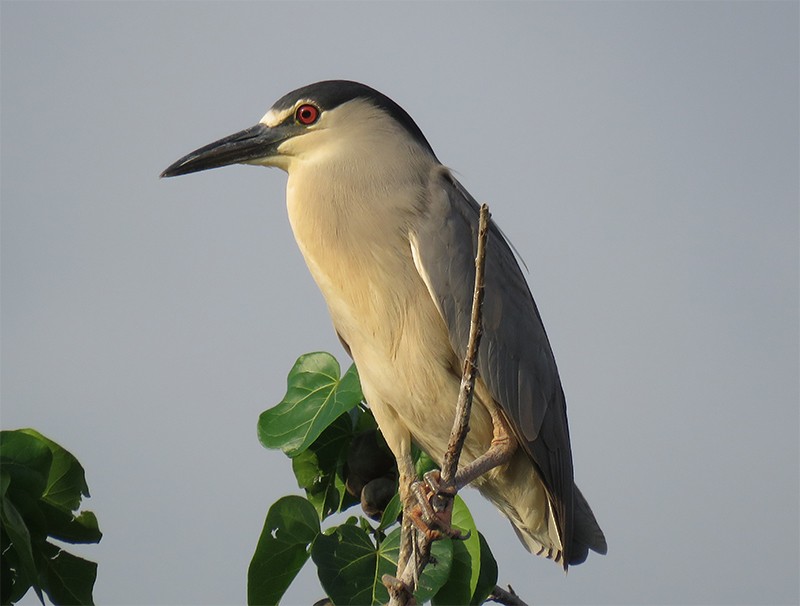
2;2;798;605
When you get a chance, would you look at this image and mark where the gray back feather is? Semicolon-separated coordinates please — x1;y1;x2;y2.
413;169;576;563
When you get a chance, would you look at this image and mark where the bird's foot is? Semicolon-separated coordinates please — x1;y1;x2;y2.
408;470;470;541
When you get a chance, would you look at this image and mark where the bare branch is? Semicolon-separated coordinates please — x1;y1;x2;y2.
488;584;530;606
440;203;491;486
386;204;491;606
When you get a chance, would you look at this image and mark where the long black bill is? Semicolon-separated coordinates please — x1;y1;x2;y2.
160;123;286;178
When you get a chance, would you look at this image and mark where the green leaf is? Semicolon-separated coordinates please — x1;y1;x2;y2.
259;353;363;457
7;488;48;541
433;496;481;605
291;449;338;521
39;541;97;605
312;522;454;605
470;532;498;605
312;523;381;606
414;449;438;478
1;525;13;604
291;413;358;519
0;429;100;605
40;503;102;545
0;430;52;499
0;494;44;604
1;469;11;497
379;528;454;605
377;494;402;532
20;429;90;511
248;495;320;606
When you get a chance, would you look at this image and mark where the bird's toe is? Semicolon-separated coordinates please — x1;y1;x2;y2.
407;473;469;541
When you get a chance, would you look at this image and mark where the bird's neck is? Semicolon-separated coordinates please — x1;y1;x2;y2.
283;156;434;346
285;151;432;256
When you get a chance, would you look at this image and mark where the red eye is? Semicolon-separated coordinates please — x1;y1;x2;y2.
295;104;320;125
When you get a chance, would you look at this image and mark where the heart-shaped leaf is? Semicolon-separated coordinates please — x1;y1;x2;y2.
20;428;89;511
0;430;52;500
312;523;384;605
259;353;362;456
248;495;321;605
432;496;481;605
39;541;97;606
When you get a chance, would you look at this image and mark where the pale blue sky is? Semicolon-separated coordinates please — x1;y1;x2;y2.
2;2;798;604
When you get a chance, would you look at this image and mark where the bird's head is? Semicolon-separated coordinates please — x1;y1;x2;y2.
160;80;437;178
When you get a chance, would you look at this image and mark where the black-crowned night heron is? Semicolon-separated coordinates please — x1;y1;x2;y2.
162;80;606;568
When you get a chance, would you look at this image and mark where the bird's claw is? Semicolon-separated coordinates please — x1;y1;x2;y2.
408;470;470;541
422;470;456;513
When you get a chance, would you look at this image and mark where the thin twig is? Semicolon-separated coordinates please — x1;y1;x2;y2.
386;204;491;606
487;584;530;606
440;203;491;486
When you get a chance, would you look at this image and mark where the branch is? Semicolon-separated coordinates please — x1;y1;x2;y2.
440;203;491;486
386;204;491;606
488;584;530;606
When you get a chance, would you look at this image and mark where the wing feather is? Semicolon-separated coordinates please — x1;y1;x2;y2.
411;167;575;557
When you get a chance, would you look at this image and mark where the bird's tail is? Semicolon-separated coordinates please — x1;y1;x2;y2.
566;484;607;566
475;453;606;569
508;482;606;568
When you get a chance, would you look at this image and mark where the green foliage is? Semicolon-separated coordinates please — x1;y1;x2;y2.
250;352;500;605
258;352;363;456
248;496;320;605
471;533;499;606
432;499;497;606
290;412;359;520
0;429;101;605
312;522;453;606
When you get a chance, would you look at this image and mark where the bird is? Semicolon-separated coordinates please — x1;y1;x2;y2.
161;80;606;568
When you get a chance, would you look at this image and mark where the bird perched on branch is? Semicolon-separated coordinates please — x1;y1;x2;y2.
162;80;606;568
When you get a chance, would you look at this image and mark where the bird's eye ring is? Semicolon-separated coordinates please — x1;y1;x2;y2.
295;104;320;126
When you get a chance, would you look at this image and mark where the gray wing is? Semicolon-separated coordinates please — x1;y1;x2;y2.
412;168;575;557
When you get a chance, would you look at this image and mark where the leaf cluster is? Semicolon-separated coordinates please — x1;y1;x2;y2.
0;429;101;605
249;352;498;605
